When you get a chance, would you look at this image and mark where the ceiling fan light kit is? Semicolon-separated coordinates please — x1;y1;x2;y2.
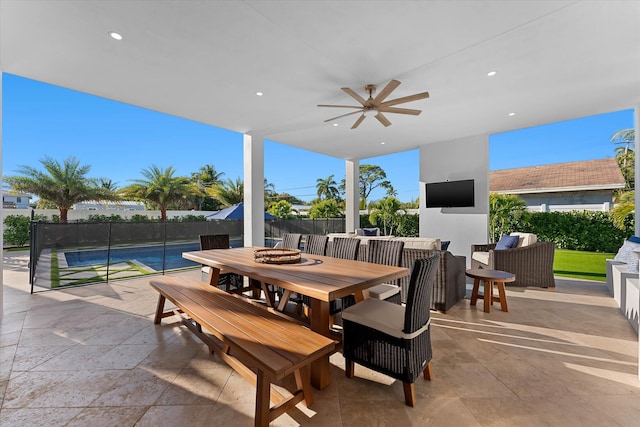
318;79;428;129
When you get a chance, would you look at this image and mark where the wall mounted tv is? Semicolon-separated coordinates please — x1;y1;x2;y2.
425;179;475;208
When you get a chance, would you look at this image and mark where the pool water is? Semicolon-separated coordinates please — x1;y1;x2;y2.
64;242;201;271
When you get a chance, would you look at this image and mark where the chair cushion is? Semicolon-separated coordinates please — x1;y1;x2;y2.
362;228;379;236
472;251;490;265
342;298;430;339
510;232;537;247
614;239;640;273
628;235;640;244
368;283;400;300
395;237;441;250
495;234;519;250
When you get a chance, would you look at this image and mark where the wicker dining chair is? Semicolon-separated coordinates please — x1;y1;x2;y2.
199;234;243;292
288;235;329;314
365;239;405;304
328;237;362;314
266;233;302;305
281;233;302;250
342;254;440;407
304;234;329;256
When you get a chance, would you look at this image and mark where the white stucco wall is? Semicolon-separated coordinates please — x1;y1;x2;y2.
419;135;489;266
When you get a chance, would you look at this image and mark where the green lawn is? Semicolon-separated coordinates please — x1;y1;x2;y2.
553;249;614;282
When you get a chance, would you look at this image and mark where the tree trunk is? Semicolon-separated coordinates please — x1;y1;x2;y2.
59;208;68;223
160;208;167;221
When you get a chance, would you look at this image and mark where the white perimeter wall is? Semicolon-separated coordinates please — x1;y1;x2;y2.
419;135;489;267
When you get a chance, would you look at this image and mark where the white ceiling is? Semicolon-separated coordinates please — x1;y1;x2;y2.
1;0;639;161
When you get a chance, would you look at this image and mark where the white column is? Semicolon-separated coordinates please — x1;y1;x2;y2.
0;71;3;316
635;106;640;237
243;133;265;247
345;159;359;232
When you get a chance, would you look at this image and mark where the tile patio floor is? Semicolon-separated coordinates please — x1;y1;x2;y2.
1;250;639;426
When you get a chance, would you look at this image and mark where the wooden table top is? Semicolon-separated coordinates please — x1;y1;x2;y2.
183;246;409;302
465;268;516;282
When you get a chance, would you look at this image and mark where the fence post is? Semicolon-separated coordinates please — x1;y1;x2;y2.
29;220;36;294
106;222;112;283
162;220;167;274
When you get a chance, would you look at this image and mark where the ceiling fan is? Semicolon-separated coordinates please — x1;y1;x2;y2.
318;79;429;129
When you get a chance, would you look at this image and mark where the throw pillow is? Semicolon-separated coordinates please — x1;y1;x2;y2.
362;228;378;236
613;239;640;273
441;240;451;251
628;235;640;244
495;235;519;250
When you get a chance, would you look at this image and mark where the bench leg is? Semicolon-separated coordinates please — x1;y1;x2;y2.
255;370;270;427
154;295;166;324
294;365;314;407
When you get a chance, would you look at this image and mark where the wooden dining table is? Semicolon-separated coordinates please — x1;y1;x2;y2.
183;246;409;390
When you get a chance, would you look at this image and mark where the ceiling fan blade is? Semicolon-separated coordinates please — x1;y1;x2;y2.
324;110;363;123
351;114;366;129
379;91;429;108
341;87;368;106
317;104;363;109
373;79;400;104
377;106;422;115
375;112;392;127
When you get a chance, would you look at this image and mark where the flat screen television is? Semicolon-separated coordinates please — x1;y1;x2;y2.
425;179;475;208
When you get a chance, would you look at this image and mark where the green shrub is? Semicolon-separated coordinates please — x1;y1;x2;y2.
510;210;631;253
130;214;152;222
3;215;31;246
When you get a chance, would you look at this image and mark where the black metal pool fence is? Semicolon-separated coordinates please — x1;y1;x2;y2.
28;218;345;291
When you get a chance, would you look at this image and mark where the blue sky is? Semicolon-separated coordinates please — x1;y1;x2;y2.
2;73;634;203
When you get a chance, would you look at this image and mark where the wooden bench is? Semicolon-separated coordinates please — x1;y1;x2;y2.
150;275;336;427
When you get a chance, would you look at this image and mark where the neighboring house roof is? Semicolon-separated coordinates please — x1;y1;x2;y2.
490;158;626;194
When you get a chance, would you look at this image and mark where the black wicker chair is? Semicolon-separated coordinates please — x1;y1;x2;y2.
304;234;328;256
342;254;440;407
366;239;405;304
280;233;302;250
199;234;243;292
328;237;361;315
288;235;329;313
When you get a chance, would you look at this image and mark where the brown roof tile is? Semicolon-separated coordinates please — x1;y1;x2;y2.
490;158;626;192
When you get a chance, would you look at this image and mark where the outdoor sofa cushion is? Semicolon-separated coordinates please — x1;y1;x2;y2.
510;232;537;247
495;235;520;250
613;239;640;273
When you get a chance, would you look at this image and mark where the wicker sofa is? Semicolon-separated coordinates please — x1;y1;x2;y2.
470;238;556;288
327;237;467;313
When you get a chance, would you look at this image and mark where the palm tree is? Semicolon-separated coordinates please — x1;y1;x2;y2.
611;190;635;230
368;196;405;236
119;165;200;221
489;193;527;243
99;179;119;210
611;129;635;190
208;177;244;207
309;199;343;219
316;175;340;201
191;164;225;210
4;156;119;222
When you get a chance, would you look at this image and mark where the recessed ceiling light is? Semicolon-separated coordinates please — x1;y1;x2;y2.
487;70;497;77
256;91;263;96
381;141;386;145
508;112;516;116
108;31;123;41
333;123;339;127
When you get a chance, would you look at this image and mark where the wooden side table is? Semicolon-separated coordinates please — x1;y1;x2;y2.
466;268;515;313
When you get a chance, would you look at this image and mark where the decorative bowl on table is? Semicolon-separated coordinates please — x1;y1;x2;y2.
254;248;301;264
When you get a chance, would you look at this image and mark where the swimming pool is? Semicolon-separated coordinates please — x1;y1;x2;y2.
64;242;201;271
